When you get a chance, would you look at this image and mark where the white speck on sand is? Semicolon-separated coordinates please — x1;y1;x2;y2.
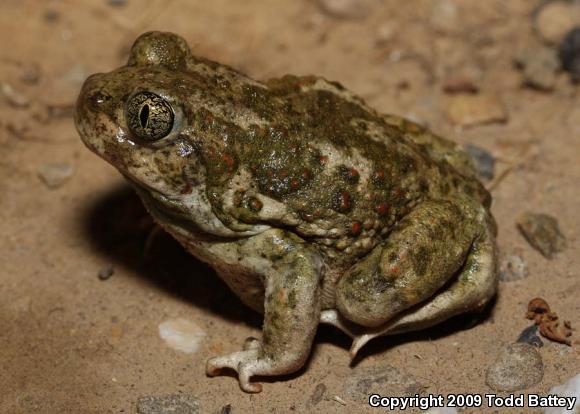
158;318;207;354
545;372;580;414
426;408;458;414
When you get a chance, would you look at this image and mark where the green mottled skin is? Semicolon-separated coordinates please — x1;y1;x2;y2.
75;32;498;393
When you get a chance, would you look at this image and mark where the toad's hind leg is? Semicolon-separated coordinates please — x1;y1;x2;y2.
382;218;497;333
336;196;486;328
346;220;498;356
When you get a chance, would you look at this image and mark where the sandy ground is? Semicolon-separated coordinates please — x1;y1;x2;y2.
1;1;579;413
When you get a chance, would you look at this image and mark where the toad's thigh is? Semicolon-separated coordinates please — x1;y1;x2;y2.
336;196;487;327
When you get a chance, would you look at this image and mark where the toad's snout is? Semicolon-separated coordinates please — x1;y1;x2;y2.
74;72;126;163
75;73;112;118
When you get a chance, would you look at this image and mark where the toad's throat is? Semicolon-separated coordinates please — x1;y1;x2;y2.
130;181;206;237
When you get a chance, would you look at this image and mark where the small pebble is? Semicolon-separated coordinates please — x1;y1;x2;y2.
43;9;60;22
514;47;560;91
137;394;200;414
216;404;232;414
107;0;128;6
559;26;580;82
533;1;580;45
0;82;30;108
98;265;114;281
499;254;529;282
308;383;327;407
516;212;567;259
425;408;458;414
445;95;508;127
485;343;544;392
317;0;375;19
21;63;41;85
429;0;459;34
517;325;544;348
464;143;496;181
545;373;580;414
108;324;124;346
343;365;425;403
37;163;74;189
158;318;206;354
374;23;395;47
442;76;479;94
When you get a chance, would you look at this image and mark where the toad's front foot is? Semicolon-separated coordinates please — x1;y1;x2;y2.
206;337;311;393
206;347;264;393
206;230;322;392
206;337;265;393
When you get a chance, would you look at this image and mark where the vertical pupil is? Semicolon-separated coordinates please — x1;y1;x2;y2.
139;104;150;128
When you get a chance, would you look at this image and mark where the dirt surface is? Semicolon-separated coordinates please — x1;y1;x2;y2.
1;1;579;413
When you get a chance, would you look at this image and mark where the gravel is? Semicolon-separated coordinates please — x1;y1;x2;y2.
514;47;560;91
137;394;200;414
37;163;74;189
485;343;544;392
533;1;580;45
97;265;114;281
545;373;580;414
517;325;544;348
445;95;508;127
343;365;425;403
158;318;207;354
464;143;496;181
559;26;580;82
317;0;375;19
308;383;327;407
499;254;529;282
517;212;567;259
216;404;233;414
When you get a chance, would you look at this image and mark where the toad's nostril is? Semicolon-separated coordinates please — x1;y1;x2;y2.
89;91;110;107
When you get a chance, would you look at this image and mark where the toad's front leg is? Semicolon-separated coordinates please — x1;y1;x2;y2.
206;230;322;393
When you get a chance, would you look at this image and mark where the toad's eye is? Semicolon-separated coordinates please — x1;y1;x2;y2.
125;91;174;141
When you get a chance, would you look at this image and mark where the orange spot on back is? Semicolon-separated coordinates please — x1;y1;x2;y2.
373;170;385;182
351;221;362;236
221;153;235;170
339;191;351;211
376;202;388;216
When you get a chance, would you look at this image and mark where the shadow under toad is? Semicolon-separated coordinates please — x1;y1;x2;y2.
82;183;261;328
345;297;496;367
82;183;497;376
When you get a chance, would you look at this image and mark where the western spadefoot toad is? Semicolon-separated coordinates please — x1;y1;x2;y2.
75;32;498;393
